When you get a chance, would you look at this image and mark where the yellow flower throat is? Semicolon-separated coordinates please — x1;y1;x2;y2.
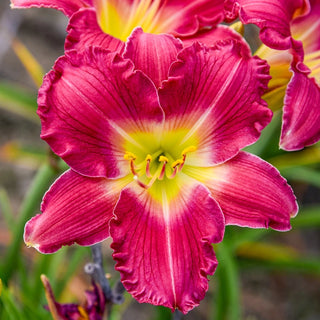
124;146;196;190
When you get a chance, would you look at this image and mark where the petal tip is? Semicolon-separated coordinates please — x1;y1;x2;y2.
26;242;41;251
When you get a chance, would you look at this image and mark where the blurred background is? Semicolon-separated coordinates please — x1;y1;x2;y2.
0;0;319;319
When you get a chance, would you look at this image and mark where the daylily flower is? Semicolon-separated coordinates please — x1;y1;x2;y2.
24;32;297;313
11;0;234;53
226;0;320;151
41;275;106;320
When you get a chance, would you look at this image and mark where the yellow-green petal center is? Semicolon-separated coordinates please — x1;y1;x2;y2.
123;129;199;201
95;0;166;41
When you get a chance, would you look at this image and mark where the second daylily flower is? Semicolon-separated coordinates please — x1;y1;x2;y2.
24;32;298;313
11;0;231;52
227;0;320;150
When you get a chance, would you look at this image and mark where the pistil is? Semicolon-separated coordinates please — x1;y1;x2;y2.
145;154;152;178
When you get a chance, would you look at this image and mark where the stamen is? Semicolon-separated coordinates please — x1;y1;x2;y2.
181;146;197;156
133;175;149;189
145;154;152;178
123;151;137;160
178;145;196;171
169;159;183;179
125;145;197;188
171;159;183;169
158;155;168;180
124;151;138;175
159;155;169;162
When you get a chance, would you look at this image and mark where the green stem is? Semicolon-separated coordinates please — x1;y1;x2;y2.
1;162;60;285
214;242;241;320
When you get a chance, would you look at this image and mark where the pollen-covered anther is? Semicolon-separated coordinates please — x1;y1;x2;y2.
123;151;136;160
124;151;138;175
169;159;184;179
158;155;169;180
181;146;197;156
178;145;197;172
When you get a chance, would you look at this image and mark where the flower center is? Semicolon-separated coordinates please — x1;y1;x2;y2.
124;146;196;189
95;0;165;41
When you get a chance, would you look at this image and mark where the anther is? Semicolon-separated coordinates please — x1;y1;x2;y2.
168;159;183;179
159;155;169;162
171;159;184;169
181;146;196;156
124;151;137;160
179;146;197;172
124;151;138;175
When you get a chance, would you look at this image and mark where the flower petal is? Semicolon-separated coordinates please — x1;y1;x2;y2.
123;27;183;87
181;25;250;56
38;47;164;178
93;0;226;40
110;177;224;313
228;0;309;50
291;0;320;53
154;0;226;36
184;152;298;231
280;71;320;150
11;0;92;17
24;169;128;253
159;41;272;166
65;8;125;53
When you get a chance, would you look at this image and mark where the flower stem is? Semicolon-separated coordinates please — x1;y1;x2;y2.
214;242;240;320
85;243;125;317
173;310;183;320
86;243;113;301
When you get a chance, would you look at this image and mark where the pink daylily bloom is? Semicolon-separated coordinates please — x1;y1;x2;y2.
11;0;93;17
12;0;230;52
24;33;297;312
227;0;320;150
226;0;309;51
280;0;320;150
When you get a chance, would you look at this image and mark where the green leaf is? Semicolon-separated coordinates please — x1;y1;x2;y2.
153;306;172;320
54;247;90;299
291;206;320;228
213;242;241;320
280;166;320;188
235;241;299;262
268;143;320;169
0;81;38;123
224;226;270;252
0;163;61;285
239;257;320;275
0;188;15;232
0;141;46;170
0;285;24;320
